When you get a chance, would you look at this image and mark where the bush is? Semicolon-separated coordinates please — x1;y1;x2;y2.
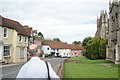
84;36;107;60
45;54;49;57
39;54;43;57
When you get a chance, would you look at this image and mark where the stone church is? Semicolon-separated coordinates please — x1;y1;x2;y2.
96;0;120;64
95;10;109;39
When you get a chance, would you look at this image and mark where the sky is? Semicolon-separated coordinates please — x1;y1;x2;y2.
0;0;109;43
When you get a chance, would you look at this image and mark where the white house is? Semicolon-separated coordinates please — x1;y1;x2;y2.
42;45;51;55
42;42;71;57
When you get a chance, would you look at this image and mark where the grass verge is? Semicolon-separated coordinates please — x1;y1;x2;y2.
64;56;119;78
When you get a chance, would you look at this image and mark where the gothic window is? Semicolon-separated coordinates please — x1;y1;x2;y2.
115;13;118;18
112;16;115;22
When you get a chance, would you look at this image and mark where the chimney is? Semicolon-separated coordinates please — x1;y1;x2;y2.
33;30;37;34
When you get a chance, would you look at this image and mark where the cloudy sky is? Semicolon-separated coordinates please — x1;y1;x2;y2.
0;0;109;43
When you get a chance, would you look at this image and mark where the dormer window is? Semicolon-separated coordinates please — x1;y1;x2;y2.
19;36;22;42
3;28;8;38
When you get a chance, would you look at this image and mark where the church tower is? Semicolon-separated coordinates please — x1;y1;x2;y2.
95;10;109;39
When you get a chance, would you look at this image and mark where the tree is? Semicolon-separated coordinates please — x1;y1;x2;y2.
42;38;62;45
42;39;53;45
53;38;61;42
38;32;44;39
82;37;92;48
72;41;81;45
84;36;107;60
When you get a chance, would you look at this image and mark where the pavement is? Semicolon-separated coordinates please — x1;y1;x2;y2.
0;63;23;68
0;57;53;68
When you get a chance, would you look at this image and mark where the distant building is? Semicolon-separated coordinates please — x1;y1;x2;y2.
42;41;84;57
42;42;71;57
69;44;83;57
95;10;109;39
106;0;120;64
23;26;34;47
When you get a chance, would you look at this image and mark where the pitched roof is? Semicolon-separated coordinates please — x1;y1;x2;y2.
23;26;33;36
45;42;71;49
34;36;42;41
0;15;30;36
45;41;85;50
69;44;83;50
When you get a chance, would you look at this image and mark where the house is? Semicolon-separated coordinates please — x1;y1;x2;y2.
41;45;51;55
33;36;42;46
42;42;85;58
42;42;71;57
23;27;42;52
0;15;30;63
0;24;3;62
33;36;42;54
23;26;34;47
70;44;83;57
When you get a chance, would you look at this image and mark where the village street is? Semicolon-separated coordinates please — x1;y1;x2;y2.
0;58;65;78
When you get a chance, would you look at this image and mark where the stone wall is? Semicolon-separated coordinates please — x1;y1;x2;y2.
106;0;120;64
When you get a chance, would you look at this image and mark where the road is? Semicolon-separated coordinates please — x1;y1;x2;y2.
0;58;65;78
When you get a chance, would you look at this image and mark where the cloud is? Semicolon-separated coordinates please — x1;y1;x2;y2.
0;0;108;43
0;0;108;3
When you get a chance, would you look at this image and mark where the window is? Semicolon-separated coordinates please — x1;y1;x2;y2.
19;36;22;42
20;48;24;58
57;49;59;52
25;37;27;42
47;48;49;50
3;46;10;57
3;28;8;38
115;13;118;18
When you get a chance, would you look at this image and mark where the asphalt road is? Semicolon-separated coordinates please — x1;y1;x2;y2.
0;58;65;78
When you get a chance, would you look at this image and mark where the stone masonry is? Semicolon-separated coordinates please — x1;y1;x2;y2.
106;0;120;64
95;10;109;39
96;0;120;64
